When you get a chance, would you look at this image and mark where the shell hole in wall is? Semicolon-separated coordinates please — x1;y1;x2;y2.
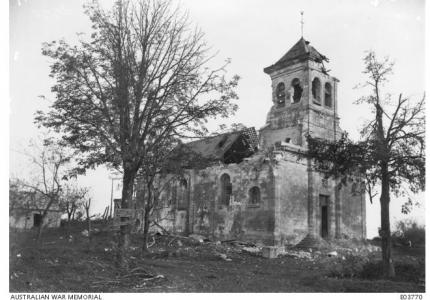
312;77;321;105
276;82;286;107
291;78;303;103
324;82;332;107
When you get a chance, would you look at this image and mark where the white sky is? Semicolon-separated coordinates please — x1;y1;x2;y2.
8;0;426;238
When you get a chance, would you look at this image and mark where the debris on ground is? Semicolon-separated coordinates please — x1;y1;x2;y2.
242;247;261;255
327;251;338;257
262;246;279;259
90;265;167;290
9;222;425;293
281;250;313;261
215;252;232;261
188;234;207;243
231;240;257;247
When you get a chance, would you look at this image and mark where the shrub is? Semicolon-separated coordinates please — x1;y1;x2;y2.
328;254;370;278
393;220;425;246
329;257;424;282
359;261;383;279
360;260;424;282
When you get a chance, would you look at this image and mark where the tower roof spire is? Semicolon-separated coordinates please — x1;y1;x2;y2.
263;38;329;74
300;11;304;38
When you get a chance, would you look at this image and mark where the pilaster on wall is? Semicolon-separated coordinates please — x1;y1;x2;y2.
334;179;341;238
307;159;316;237
273;167;282;246
328;181;336;240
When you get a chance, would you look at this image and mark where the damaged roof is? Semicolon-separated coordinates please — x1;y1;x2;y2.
264;37;329;74
177;127;259;165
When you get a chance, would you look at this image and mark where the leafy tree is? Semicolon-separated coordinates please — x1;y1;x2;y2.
36;0;239;266
393;220;425;247
59;184;90;234
305;51;425;277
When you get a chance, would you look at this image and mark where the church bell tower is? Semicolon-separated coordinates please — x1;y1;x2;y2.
259;37;341;149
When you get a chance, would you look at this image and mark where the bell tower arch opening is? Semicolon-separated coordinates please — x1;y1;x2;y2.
312;77;322;105
275;82;286;107
260;37;341;149
291;78;303;103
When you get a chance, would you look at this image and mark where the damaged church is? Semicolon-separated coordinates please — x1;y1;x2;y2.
132;37;366;246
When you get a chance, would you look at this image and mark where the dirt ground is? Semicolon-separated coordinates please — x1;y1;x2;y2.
9;222;425;293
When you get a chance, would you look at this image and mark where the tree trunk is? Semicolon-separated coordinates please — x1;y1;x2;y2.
67;210;72;235
36;196;56;242
380;169;395;278
118;168;136;268
142;207;151;252
142;180;152;252
36;209;49;242
37;217;44;242
86;208;91;244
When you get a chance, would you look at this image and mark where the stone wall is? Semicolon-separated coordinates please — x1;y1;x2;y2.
272;151;309;245
152;148;366;245
339;179;367;239
9;209;62;229
268;146;366;245
154;155;277;244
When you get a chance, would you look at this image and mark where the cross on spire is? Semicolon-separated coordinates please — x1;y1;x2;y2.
300;11;304;37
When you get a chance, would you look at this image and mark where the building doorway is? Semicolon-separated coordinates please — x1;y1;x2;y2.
319;195;329;238
321;205;328;238
33;213;42;227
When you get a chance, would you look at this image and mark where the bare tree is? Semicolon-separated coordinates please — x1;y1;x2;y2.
37;0;239;266
305;51;425;277
137;138;212;252
9;179;22;215
15;140;71;241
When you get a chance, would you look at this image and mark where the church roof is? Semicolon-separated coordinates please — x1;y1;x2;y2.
175;127;259;166
264;37;328;74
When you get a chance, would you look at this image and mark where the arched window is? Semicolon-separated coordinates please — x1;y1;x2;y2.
248;186;261;206
324;82;332;107
177;178;188;209
312;77;321;104
291;78;303;103
275;82;286;107
220;174;232;205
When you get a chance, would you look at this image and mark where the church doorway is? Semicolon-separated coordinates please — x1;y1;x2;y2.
321;205;328;238
319;195;329;238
